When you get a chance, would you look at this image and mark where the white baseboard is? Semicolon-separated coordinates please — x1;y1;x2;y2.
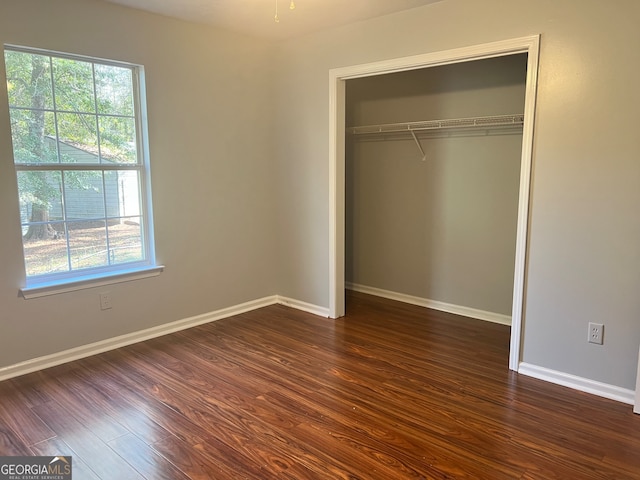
518;362;636;406
347;282;511;326
0;294;328;382
276;295;330;317
3;291;635;410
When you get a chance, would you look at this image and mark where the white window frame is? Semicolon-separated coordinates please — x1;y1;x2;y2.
4;45;162;298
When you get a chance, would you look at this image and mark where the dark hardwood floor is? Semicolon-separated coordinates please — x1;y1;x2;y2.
1;291;639;479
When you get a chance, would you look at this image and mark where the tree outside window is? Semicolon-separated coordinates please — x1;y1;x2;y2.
4;47;155;285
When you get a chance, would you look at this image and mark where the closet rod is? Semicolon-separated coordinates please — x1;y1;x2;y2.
346;114;524;136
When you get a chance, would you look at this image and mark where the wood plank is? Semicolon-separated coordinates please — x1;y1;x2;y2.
108;433;191;480
30;436;102;480
71;353;213;446
6;374;53;408
28;370;130;443
106;347;328;478
30;400;146;480
0;379;55;446
0;425;31;456
151;434;260;480
62;365;173;446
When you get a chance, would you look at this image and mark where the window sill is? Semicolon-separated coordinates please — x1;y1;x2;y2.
20;266;165;299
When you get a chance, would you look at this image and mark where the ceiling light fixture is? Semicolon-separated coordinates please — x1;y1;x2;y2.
274;0;296;23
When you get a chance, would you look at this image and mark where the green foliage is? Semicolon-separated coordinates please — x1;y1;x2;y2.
95;63;135;116
17;171;59;209
52;57;96;113
5;49;139;221
5;50;53;109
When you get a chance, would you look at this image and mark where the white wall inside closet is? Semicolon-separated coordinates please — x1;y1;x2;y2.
345;54;527;320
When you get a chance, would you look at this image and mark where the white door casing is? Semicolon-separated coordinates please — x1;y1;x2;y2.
328;35;540;371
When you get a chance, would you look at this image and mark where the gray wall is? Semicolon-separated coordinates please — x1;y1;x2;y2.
1;0;639;395
345;56;526;316
274;0;640;390
0;0;279;368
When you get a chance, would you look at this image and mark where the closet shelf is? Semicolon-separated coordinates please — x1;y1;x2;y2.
346;114;524;136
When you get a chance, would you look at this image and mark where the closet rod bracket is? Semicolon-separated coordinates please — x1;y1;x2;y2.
410;130;427;161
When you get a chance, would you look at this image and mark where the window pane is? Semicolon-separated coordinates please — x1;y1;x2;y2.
9;108;58;164
95;64;134;116
99;115;137;163
104;170;140;218
63;170;105;220
6;47;154;285
4;50;53;109
57;112;99;162
52;57;95;113
19;170;68;277
108;217;143;265
68;220;108;270
17;170;63;227
23;222;69;277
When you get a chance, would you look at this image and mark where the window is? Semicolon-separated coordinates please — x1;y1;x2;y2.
3;46;158;294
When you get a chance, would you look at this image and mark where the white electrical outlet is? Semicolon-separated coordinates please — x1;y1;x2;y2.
588;322;603;345
100;292;112;310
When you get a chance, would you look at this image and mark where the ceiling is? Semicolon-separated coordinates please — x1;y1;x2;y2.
101;0;444;40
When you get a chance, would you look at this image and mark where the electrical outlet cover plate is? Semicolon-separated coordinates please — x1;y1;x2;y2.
100;292;112;310
588;322;603;345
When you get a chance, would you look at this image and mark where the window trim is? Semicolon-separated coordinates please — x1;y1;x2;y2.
4;45;159;293
20;265;164;299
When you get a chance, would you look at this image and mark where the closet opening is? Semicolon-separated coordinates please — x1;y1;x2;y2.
329;36;540;371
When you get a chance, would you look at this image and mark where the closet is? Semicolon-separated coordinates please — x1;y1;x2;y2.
345;54;527;322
